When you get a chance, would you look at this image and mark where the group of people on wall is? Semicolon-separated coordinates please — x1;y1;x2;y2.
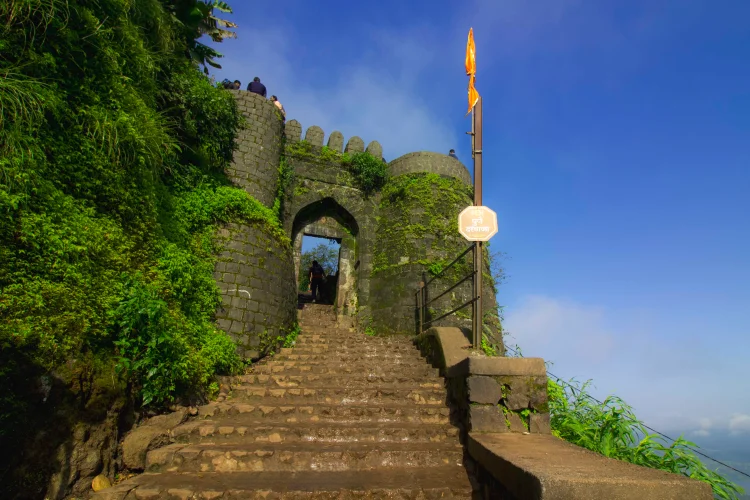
219;76;286;120
217;77;462;163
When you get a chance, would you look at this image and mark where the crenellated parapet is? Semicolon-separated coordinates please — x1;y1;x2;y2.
284;119;381;159
389;151;472;186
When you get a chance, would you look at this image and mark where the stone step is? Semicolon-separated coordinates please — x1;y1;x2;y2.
279;344;419;355
228;387;447;405
146;441;466;473
292;336;414;346
226;373;442;388
92;467;476;499
249;362;439;377
270;352;424;363
197;402;452;424
172;419;459;444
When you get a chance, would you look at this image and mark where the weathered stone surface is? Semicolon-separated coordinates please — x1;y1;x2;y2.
506;412;526;433
467;376;503;404
285;119;302;142
389;151;471;185
225;91;283;208
505;390;530;411
529;412;551;434
122;426;169;471
213;222;297;359
304;125;324;146
344;136;364;153
122;408;188;470
469;433;713;500
365;140;382;158
468;405;508;433
327;131;344;152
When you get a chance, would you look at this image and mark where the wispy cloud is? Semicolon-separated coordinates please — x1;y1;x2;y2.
504;294;750;435
729;414;750;435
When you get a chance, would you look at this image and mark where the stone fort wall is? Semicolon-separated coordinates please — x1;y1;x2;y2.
214;89;503;356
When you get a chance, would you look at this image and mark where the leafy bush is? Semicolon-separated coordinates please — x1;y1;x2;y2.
347;152;389;194
0;0;257;413
548;377;745;500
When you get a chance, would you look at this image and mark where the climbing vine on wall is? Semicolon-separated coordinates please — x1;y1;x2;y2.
372;172;473;276
284;141;388;195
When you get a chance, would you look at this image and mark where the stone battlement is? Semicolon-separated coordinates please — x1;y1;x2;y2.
284;119;383;159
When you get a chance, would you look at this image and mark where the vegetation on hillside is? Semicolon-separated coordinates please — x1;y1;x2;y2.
545;376;745;499
0;0;278;446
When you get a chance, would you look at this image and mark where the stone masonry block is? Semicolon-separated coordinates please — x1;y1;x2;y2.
529;412;551;434
469;406;508;433
327;131;344;152
467;376;503;405
365;140;382;158
345;136;364;153
506;412;526;433
304;125;324;146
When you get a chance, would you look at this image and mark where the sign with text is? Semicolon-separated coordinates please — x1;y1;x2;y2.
458;206;498;241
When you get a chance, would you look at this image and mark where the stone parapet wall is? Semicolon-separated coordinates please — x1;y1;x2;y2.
389;152;472;185
284;119;382;158
226;90;283;208
213;223;297;359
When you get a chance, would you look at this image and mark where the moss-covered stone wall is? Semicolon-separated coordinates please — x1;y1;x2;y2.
217;92;504;355
213;223;297;359
226;91;283;208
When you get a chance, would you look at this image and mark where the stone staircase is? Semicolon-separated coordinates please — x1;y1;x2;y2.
96;304;478;499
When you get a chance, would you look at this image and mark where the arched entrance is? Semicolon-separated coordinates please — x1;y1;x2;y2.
291;198;360;317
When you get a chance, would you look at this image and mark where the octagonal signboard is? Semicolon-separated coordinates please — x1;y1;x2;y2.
458;206;498;241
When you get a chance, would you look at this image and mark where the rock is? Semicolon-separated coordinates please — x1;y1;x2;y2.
122;408;190;470
506;412;526;433
505;391;530;411
145;407;188;430
468;406;508;433
466;376;503;405
530;412;551;434
122;426;169;470
92;474;112;491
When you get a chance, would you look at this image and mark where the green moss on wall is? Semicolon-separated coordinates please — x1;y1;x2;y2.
285;141;387;195
372;173;473;277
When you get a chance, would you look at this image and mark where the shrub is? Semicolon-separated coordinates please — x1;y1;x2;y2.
548;377;745;500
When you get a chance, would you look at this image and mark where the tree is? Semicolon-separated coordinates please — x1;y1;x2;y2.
299;241;339;292
168;0;238;74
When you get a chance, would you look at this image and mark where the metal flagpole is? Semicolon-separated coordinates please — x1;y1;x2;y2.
472;96;483;349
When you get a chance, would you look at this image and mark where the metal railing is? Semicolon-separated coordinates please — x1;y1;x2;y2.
415;243;481;346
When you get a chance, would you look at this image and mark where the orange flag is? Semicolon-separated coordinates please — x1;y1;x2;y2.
465;28;480;115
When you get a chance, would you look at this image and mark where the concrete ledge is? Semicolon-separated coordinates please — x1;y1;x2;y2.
468;433;713;500
417;327;546;377
451;356;546;378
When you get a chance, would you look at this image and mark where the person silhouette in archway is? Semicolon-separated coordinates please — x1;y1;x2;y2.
308;260;326;303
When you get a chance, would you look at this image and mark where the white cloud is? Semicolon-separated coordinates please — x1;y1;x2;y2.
209;25;457;161
503;294;616;364
729;414;750;435
503;294;750;437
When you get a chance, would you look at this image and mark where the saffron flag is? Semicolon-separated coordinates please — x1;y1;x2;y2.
465;28;479;115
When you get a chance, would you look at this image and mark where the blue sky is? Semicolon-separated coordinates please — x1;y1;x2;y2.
208;0;750;446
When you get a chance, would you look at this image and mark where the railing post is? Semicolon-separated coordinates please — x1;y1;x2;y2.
473;241;482;349
417;281;424;334
422;271;429;327
471;245;477;344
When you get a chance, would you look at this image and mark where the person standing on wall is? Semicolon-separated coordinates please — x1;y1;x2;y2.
308;260;326;303
247;77;267;97
270;95;286;120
